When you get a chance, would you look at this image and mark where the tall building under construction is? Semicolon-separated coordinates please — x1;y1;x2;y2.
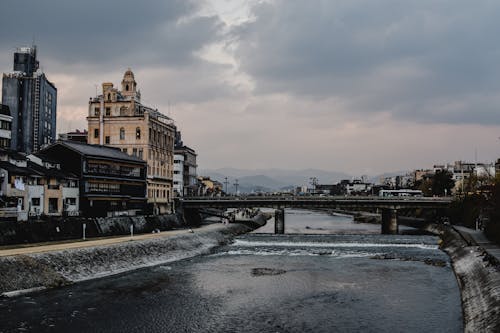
1;46;57;154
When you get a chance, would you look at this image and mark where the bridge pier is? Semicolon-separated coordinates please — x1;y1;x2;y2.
381;208;398;234
275;208;285;234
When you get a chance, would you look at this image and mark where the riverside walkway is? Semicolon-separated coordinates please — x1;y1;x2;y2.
453;226;500;263
0;225;217;257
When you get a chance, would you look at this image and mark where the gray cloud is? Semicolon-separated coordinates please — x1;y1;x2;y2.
231;0;500;125
0;0;222;68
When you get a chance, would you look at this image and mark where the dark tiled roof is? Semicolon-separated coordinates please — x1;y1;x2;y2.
0;148;26;160
33;152;60;164
0;161;39;176
54;141;145;163
28;161;78;179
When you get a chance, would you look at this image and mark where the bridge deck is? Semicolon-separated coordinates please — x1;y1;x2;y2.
177;196;452;210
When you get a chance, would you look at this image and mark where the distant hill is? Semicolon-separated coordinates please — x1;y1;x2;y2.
200;168;352;193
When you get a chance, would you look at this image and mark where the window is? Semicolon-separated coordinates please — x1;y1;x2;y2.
107;93;111;101
65;197;76;206
67;180;78;188
132;148;137;156
123;148;128;154
138;148;143;159
174;170;180;174
126;84;129;91
105;136;110;144
94;128;99;138
105;107;111;116
94;107;100;116
31;198;40;206
48;198;58;213
136;127;141;140
120;127;125;140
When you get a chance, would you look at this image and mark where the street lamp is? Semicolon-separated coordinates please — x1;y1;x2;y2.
224;177;229;195
309;177;318;195
234;179;239;196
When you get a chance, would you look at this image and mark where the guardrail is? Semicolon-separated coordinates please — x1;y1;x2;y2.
180;195;452;201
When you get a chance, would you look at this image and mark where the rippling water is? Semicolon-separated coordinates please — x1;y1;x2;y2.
0;210;462;332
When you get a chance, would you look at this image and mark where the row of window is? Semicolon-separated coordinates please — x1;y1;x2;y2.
0;120;11;130
93;105;145;117
87;162;142;177
31;197;76;206
119;127;141;140
87;182;121;193
122;148;144;159
94;127;141;140
147;188;170;200
0;137;10;149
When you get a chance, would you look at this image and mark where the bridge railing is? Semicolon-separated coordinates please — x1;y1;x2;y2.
179;195;452;202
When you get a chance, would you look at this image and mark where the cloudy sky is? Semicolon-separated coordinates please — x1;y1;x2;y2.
1;0;499;175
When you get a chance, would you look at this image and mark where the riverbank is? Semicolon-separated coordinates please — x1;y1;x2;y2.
425;224;500;332
0;213;270;297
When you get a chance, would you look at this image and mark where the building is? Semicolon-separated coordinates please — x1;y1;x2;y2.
173;153;184;196
39;141;147;217
0;148;79;220
2;46;57;154
174;131;197;197
58;129;88;143
87;70;175;214
197;176;223;196
0;104;12;149
0;150;31;221
27;153;80;217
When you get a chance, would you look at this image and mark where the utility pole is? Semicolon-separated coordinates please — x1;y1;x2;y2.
309;177;318;195
224;177;229;195
234;179;239;196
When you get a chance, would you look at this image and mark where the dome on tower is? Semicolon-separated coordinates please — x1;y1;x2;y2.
121;68;137;97
123;68;135;79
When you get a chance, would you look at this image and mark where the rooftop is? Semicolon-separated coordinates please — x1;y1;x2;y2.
53;141;145;164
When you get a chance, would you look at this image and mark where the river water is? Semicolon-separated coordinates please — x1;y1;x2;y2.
0;210;463;332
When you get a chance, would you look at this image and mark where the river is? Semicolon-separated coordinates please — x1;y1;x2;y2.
0;209;463;332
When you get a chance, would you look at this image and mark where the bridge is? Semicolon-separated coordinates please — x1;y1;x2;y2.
176;196;452;234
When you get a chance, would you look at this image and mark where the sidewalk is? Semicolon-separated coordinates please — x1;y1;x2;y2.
0;225;218;257
453;225;500;263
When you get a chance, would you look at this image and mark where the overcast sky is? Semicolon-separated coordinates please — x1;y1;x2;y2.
1;0;499;175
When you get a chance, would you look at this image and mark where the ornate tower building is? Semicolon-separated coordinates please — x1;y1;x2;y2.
87;69;175;214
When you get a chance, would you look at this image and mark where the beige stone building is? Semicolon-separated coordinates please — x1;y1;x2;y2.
87;70;175;214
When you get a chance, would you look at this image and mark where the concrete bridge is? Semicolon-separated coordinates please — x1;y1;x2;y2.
176;196;452;234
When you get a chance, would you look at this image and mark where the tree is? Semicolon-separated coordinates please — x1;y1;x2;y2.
485;176;500;244
431;170;455;196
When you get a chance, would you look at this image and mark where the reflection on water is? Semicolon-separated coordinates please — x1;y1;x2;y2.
0;209;462;333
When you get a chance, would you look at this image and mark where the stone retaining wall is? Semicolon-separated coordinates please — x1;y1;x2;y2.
0;213;269;296
426;224;500;332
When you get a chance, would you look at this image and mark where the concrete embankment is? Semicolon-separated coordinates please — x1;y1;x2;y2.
0;213;270;297
425;224;500;332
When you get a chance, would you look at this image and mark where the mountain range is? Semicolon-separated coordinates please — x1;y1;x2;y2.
199;168;411;193
200;168;352;193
